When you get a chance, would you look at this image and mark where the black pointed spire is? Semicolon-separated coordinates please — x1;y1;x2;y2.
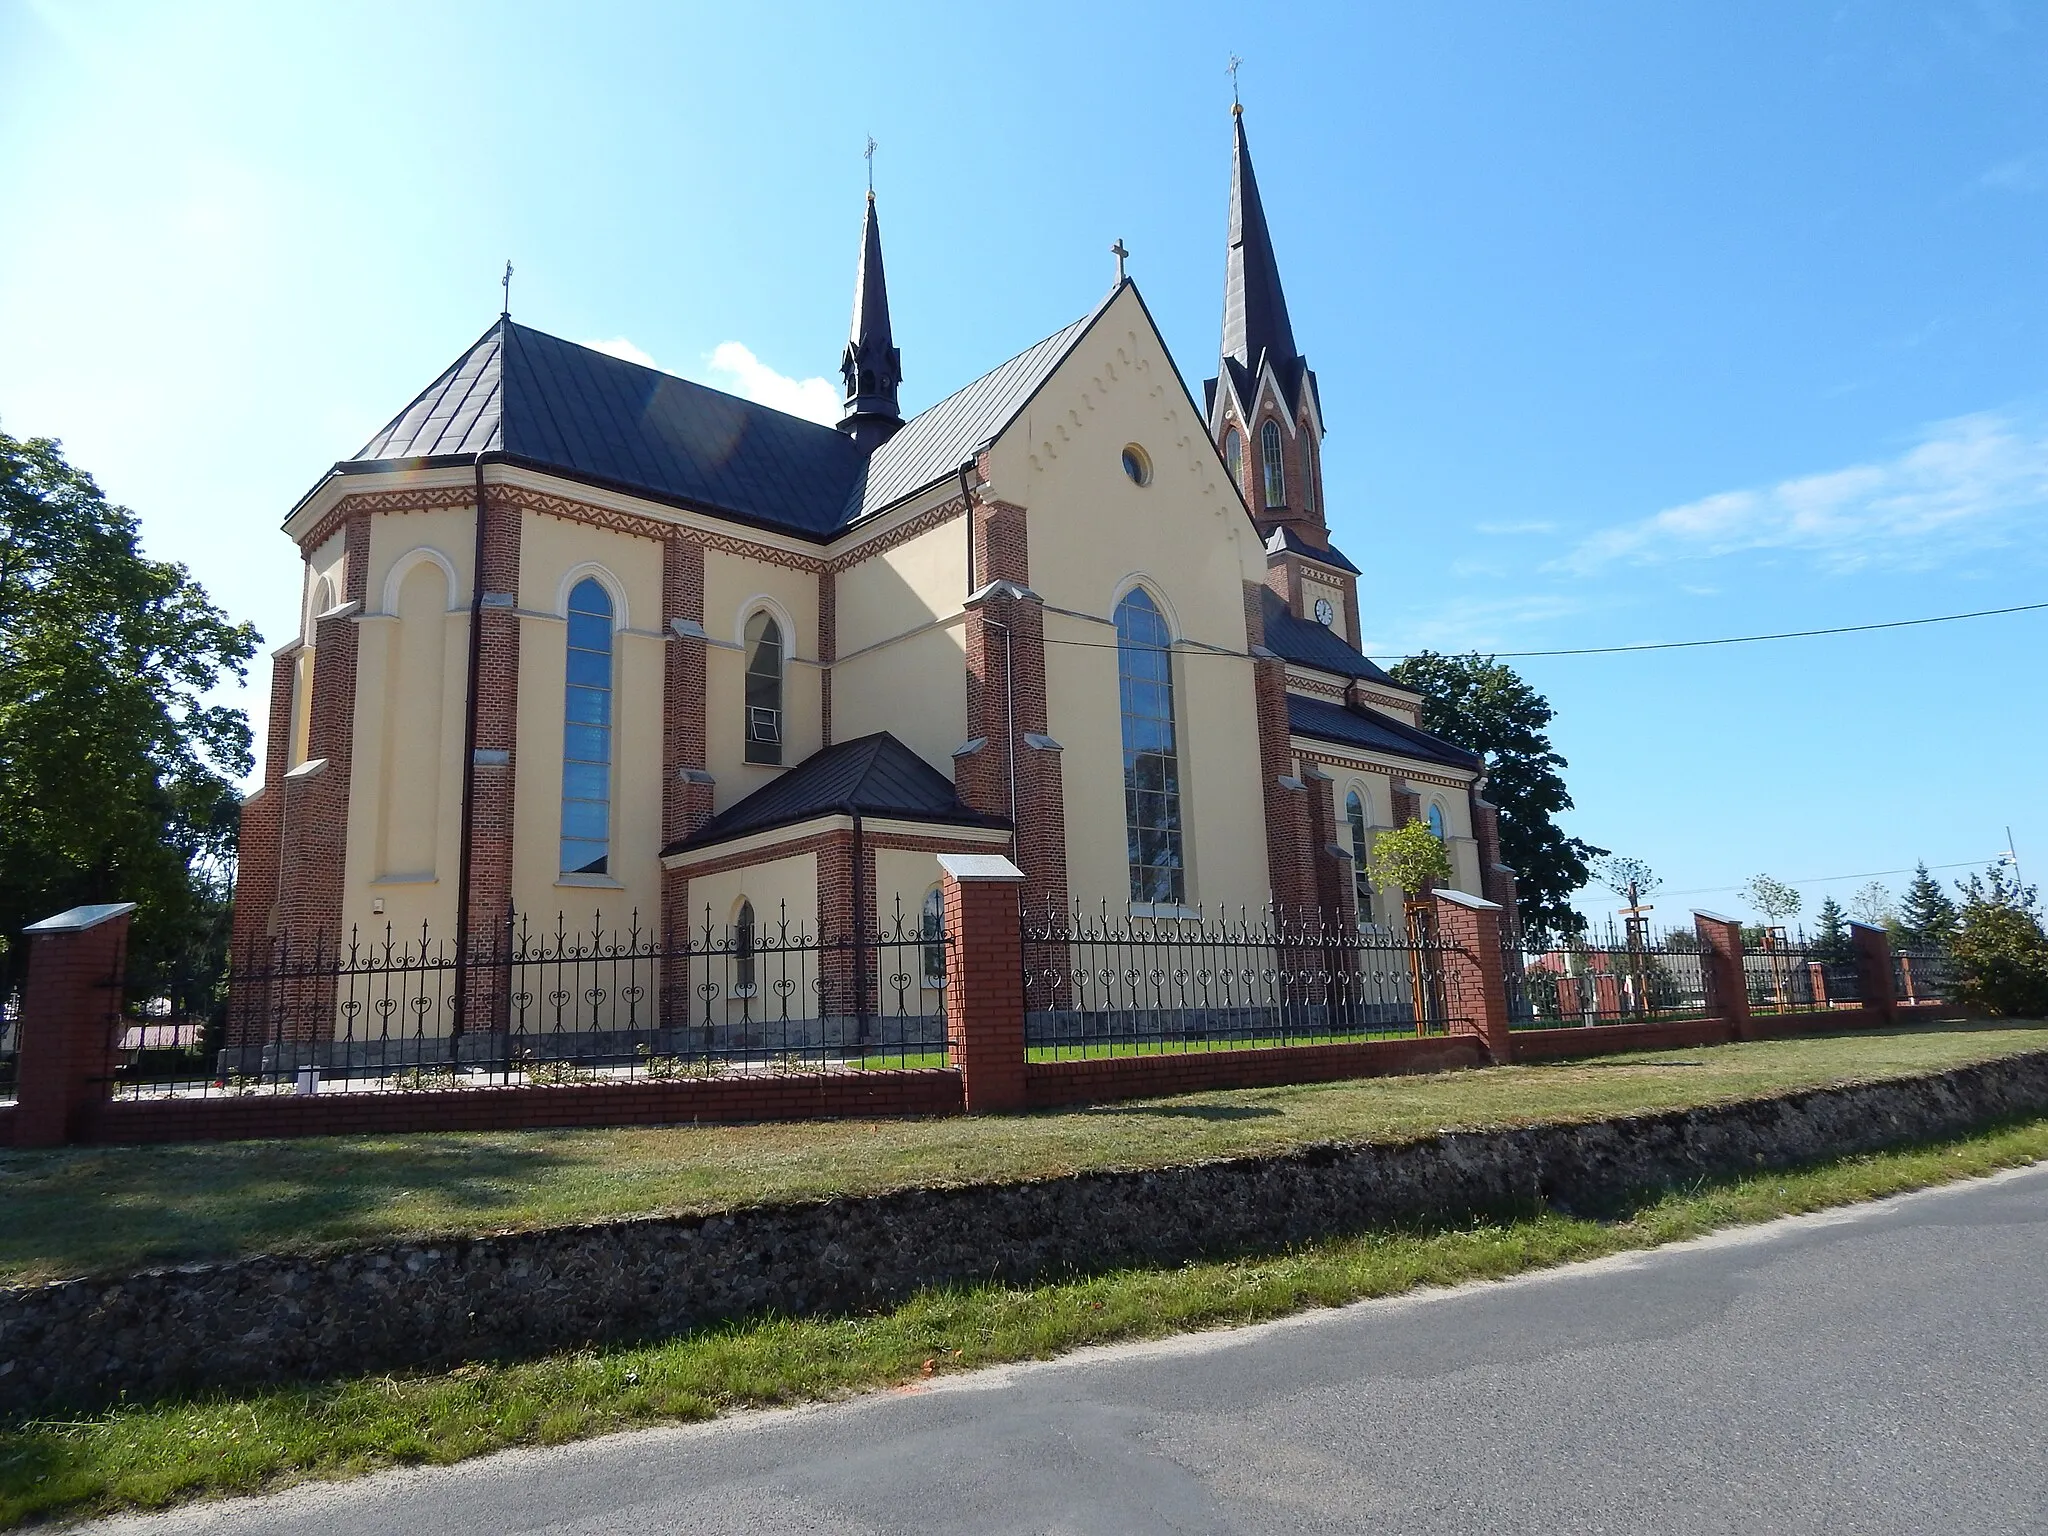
839;189;903;451
1221;105;1298;379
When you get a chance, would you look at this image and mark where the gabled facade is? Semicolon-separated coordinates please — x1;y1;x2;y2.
230;107;1518;1034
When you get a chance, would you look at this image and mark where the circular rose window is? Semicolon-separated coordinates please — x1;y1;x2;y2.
1120;444;1152;486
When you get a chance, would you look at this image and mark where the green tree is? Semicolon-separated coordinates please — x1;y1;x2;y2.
1739;874;1803;927
1387;651;1603;940
1898;861;1958;951
1811;896;1850;960
1849;879;1896;929
1368;819;1454;905
1592;854;1661;905
0;428;257;1007
1949;863;2048;1018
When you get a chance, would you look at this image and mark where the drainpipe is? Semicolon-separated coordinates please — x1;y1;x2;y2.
451;450;494;1058
958;459;977;595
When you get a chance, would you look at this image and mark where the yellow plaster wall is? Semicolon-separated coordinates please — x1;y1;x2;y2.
679;852;819;1027
510;513;666;931
831;509;969;773
986;286;1273;914
703;548;822;811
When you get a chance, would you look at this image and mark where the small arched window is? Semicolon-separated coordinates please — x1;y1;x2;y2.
734;899;757;994
1260;420;1285;508
1299;426;1315;517
744;611;783;765
1223;427;1243;490
921;886;946;986
1427;802;1447;841
560;578;614;876
1346;790;1375;926
1116;587;1185;904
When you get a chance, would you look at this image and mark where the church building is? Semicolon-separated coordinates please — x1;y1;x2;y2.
230;105;1518;1000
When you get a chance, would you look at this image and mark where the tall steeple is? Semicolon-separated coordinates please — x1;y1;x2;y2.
838;188;903;451
1220;105;1298;382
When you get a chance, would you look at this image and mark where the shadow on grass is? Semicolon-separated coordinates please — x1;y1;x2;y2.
1081;1103;1286;1122
0;1135;580;1285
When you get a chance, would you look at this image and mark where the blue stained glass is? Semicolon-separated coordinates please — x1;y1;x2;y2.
1115;587;1185;905
561;579;614;875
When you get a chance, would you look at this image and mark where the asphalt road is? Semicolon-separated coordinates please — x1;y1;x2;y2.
91;1162;2048;1535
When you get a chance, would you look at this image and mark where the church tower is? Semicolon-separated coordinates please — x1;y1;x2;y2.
838;189;904;451
1204;104;1360;646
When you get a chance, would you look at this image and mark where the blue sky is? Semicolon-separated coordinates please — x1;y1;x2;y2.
2;0;2043;929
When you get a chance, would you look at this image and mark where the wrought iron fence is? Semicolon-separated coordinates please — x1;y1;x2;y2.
0;993;18;1105
110;900;951;1100
1021;905;1470;1059
1742;941;1861;1013
1892;947;1954;1005
1506;931;1715;1030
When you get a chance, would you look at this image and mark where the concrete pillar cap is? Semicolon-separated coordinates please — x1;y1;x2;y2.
24;902;138;934
937;853;1025;882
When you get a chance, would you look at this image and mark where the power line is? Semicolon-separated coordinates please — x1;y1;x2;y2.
1641;858;2000;900
1034;600;2048;664
1370;600;2048;662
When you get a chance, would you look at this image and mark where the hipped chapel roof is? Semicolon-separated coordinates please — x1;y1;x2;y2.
1259;588;1399;686
341;290;1115;541
666;733;1009;855
1285;694;1482;772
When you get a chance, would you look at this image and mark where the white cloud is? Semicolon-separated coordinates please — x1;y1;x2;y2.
1553;409;2048;575
582;336;658;368
1362;593;1595;660
704;342;842;426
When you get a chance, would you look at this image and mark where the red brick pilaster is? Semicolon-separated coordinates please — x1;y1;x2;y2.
227;645;300;1044
1851;921;1898;1023
1469;791;1521;936
1246;582;1314;921
14;903;133;1147
1300;764;1353;932
940;854;1028;1113
463;491;522;949
959;498;1068;925
1694;911;1754;1040
1431;888;1512;1062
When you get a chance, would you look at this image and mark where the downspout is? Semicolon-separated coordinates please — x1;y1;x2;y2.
450;450;494;1057
959;460;976;595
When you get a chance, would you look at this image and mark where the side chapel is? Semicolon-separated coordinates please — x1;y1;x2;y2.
231;105;1519;1000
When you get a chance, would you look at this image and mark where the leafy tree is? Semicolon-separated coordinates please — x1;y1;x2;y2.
1592;854;1661;904
1739;874;1803;927
1368;819;1454;905
1849;880;1896;929
1388;651;1604;940
0;428;257;1006
1898;862;1958;951
1949;863;2048;1018
1811;896;1850;961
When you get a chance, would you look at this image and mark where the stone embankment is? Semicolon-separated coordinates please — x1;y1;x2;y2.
5;1051;2046;1416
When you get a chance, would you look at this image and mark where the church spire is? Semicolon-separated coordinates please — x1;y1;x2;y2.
1220;104;1298;378
838;181;903;451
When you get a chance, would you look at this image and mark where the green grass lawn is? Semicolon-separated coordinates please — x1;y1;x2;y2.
1;1018;2042;1288
5;1113;2046;1528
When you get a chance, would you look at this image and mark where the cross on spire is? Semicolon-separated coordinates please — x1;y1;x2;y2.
1111;238;1129;285
1227;53;1243;112
865;135;877;195
500;260;513;318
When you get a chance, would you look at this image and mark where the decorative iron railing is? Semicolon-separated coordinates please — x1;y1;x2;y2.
1892;947;1954;1006
1020;904;1471;1059
0;994;18;1106
109;900;951;1100
1741;942;1861;1013
1506;933;1716;1029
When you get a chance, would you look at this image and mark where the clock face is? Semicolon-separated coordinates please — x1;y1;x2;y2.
1313;596;1336;626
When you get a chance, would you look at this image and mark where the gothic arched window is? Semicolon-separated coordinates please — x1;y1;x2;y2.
560;578;614;877
1223;427;1243;491
1116;587;1185;905
1260;420;1285;508
733;899;757;995
1300;426;1316;517
1427;802;1447;841
744;610;783;765
1346;789;1375;926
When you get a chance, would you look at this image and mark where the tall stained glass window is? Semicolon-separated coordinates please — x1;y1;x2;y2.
1117;587;1185;904
560;578;613;876
1223;427;1243;491
1346;790;1375;926
744;611;783;765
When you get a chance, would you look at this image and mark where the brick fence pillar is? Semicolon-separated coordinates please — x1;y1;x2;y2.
939;853;1028;1114
1430;889;1513;1062
1850;921;1898;1024
1694;911;1754;1041
13;903;135;1147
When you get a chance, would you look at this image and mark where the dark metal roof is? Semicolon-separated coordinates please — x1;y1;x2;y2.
1260;588;1402;687
351;320;870;538
1286;694;1482;772
1220;109;1297;379
1265;525;1361;574
844;296;1108;522
666;732;1008;855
